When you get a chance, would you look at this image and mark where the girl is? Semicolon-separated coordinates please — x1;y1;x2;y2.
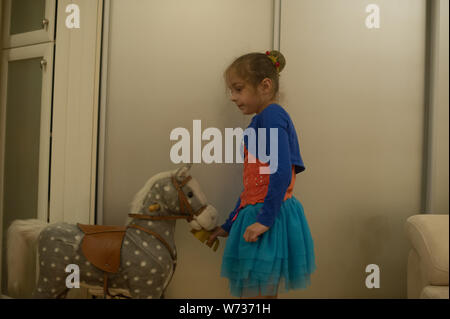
208;50;316;299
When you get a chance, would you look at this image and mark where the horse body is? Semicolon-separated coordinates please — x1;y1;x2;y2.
33;219;174;299
7;164;218;299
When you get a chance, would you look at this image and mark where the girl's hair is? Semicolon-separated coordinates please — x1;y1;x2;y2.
224;50;286;100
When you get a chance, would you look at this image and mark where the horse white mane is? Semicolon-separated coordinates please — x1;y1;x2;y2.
129;170;173;214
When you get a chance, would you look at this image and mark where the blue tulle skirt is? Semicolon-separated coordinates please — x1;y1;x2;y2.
221;196;317;297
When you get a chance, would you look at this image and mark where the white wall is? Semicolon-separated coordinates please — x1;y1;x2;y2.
102;0;448;298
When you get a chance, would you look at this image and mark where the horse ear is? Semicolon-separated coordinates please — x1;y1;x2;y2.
174;163;192;180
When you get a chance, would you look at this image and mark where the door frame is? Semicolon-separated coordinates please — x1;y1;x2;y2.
0;0;104;295
49;0;103;224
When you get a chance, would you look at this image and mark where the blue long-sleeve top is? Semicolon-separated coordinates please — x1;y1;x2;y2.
221;103;305;233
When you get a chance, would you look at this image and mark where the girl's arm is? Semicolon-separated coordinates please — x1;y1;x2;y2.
255;108;292;228
220;194;242;233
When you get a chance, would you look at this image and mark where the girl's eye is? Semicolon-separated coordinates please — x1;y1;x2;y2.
187;191;194;198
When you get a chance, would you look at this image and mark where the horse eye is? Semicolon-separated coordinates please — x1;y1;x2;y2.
187;191;194;198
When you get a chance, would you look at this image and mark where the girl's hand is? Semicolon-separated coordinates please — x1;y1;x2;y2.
207;226;229;246
243;222;269;242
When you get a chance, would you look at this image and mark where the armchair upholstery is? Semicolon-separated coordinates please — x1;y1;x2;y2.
405;214;449;299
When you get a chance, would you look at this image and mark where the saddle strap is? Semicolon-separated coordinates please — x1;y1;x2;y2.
127;224;177;262
128;214;189;221
103;273;109;299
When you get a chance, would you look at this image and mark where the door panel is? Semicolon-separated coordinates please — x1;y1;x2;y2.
2;0;56;48
0;43;54;295
10;0;46;35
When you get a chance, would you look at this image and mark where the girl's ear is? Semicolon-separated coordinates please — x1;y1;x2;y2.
265;78;274;90
259;78;273;95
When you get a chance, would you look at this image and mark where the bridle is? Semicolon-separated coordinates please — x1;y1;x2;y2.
126;174;208;296
128;175;208;222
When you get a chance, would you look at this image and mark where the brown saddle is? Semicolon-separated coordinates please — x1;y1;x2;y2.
77;221;176;299
77;224;127;274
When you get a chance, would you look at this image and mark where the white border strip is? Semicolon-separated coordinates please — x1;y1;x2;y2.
424;0;441;214
96;0;110;225
273;0;281;50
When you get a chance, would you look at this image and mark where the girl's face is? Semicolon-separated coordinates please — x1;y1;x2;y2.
226;71;269;115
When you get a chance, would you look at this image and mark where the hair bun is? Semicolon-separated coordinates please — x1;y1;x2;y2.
267;50;286;73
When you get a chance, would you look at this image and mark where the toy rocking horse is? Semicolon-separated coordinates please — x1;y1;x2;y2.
7;164;220;299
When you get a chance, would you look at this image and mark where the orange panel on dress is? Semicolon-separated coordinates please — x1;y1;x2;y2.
238;145;296;211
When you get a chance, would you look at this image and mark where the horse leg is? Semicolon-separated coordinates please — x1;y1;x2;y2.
127;270;165;299
56;288;70;299
33;276;69;299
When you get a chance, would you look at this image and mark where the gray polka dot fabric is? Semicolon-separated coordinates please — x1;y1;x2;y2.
31;164;217;298
34;221;174;299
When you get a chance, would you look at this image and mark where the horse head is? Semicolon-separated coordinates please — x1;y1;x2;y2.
129;164;219;231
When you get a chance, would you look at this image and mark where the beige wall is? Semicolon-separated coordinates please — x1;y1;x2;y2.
282;0;427;299
102;0;448;298
103;0;273;298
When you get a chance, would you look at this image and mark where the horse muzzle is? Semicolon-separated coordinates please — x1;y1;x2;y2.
189;205;219;231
